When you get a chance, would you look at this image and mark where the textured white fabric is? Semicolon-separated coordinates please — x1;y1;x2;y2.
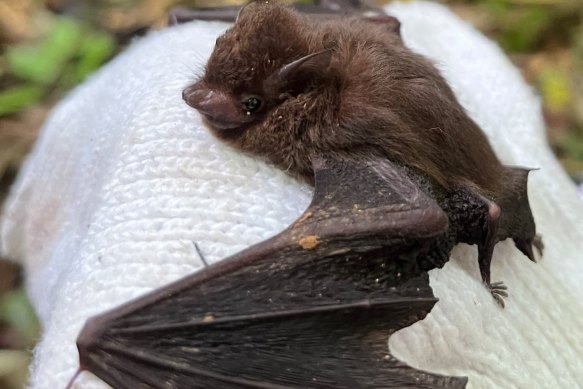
1;2;582;388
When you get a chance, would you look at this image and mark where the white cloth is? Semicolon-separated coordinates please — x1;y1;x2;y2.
1;2;582;388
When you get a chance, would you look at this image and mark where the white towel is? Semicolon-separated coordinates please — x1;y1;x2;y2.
1;2;582;388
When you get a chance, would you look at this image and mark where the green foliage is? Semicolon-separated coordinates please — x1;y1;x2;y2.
74;33;116;84
479;0;578;53
6;18;82;86
0;289;39;346
0;350;28;377
574;24;583;66
0;17;115;117
538;68;571;111
483;0;510;15
562;128;583;161
0;86;44;116
500;7;551;52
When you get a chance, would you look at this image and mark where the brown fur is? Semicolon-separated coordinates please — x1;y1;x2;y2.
190;2;504;195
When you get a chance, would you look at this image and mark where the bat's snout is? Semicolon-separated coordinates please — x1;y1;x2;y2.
182;84;251;130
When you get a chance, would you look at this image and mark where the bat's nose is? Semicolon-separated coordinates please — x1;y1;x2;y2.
182;84;249;129
182;85;217;112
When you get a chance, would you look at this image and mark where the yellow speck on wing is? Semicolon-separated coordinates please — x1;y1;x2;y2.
327;247;351;256
298;235;321;250
202;314;215;323
296;211;313;224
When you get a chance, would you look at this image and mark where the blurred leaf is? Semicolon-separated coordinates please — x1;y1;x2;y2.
0;350;28;376
562;132;583;161
561;157;583;178
499;7;552;52
74;32;115;83
509;0;565;4
574;24;583;66
5;17;82;85
0;85;44;116
539;68;571;111
0;289;39;345
483;0;510;15
0;349;29;389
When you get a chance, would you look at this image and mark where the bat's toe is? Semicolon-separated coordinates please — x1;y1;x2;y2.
486;281;508;308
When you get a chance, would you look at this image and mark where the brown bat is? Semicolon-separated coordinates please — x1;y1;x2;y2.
66;2;542;388
182;1;543;304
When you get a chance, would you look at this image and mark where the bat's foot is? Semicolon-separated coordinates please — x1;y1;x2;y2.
487;281;508;308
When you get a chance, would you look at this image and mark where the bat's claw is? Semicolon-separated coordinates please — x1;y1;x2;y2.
487;281;508;308
514;236;543;263
490;281;507;290
533;235;544;257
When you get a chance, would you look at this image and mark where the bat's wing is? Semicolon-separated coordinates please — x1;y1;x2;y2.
496;167;542;260
71;157;466;389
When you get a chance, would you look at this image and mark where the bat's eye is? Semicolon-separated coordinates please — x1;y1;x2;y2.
241;95;263;113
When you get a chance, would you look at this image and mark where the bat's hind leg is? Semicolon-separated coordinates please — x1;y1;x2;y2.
446;168;541;307
476;199;509;308
443;188;508;306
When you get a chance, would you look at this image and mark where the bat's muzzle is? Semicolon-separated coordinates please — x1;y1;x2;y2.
182;84;252;130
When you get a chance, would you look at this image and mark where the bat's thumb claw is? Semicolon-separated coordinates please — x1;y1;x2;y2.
514;237;542;263
533;235;544;257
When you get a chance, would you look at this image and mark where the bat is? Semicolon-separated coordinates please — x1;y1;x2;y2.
182;1;543;304
66;1;542;387
66;156;468;388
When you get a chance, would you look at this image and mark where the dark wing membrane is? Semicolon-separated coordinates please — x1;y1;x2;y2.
494;167;541;260
84;288;463;389
76;156;465;388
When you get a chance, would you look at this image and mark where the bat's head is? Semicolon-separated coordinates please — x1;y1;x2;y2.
182;44;331;130
183;2;342;179
182;2;334;126
183;2;410;182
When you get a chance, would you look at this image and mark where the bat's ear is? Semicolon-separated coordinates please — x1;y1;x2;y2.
269;50;333;95
368;15;401;36
236;1;257;22
237;0;286;21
